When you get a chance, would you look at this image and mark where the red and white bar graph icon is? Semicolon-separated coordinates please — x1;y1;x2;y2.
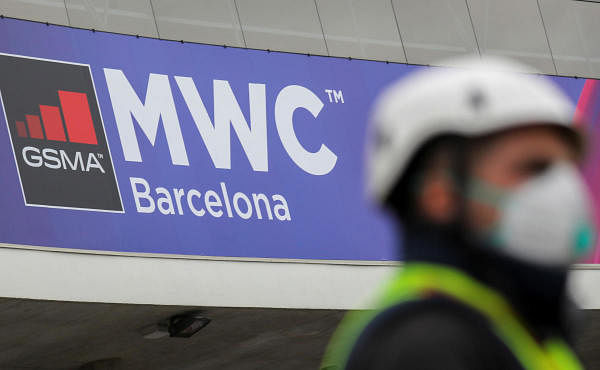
15;90;98;145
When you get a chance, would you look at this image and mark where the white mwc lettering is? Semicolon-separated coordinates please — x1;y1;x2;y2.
22;146;105;173
103;70;189;166
103;69;338;175
175;77;267;171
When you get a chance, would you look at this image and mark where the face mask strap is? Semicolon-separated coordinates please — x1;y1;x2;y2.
466;177;509;209
444;139;505;248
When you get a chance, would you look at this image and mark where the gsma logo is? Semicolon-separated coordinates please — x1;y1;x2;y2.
0;53;123;212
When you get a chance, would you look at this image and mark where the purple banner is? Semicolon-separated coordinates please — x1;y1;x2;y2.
0;18;597;262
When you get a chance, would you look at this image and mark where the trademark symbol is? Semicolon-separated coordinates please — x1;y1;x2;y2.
324;89;344;104
97;153;104;159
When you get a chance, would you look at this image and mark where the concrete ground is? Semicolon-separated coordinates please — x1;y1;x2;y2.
0;297;598;369
0;298;343;369
576;310;600;369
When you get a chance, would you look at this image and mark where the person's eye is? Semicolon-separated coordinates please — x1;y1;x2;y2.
519;159;552;176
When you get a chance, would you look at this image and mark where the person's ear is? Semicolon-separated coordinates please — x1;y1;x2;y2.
417;168;457;224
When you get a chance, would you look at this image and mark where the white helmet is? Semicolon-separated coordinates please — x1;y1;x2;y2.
367;56;580;203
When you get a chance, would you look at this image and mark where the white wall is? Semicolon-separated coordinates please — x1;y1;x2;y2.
1;0;600;77
0;244;396;309
1;244;599;310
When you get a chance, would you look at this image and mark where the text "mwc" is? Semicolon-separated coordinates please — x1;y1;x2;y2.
103;69;338;176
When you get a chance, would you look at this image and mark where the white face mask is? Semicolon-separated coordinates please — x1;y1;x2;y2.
468;163;596;266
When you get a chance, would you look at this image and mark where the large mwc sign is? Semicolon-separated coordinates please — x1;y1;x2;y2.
0;18;597;262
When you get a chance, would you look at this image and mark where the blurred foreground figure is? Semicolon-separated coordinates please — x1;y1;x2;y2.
322;57;596;370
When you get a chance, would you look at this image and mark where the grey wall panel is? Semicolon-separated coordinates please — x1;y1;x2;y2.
392;0;479;65
235;0;327;55
65;0;158;37
0;0;69;24
5;0;600;79
316;0;405;62
539;0;600;78
467;0;555;74
152;0;244;47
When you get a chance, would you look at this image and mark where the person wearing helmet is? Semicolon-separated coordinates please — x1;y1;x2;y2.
321;57;596;370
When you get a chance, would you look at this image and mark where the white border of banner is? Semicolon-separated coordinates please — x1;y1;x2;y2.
0;242;399;265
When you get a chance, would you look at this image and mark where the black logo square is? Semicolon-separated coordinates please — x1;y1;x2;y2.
0;53;123;212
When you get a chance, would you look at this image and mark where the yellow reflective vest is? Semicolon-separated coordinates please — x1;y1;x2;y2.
321;263;583;370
